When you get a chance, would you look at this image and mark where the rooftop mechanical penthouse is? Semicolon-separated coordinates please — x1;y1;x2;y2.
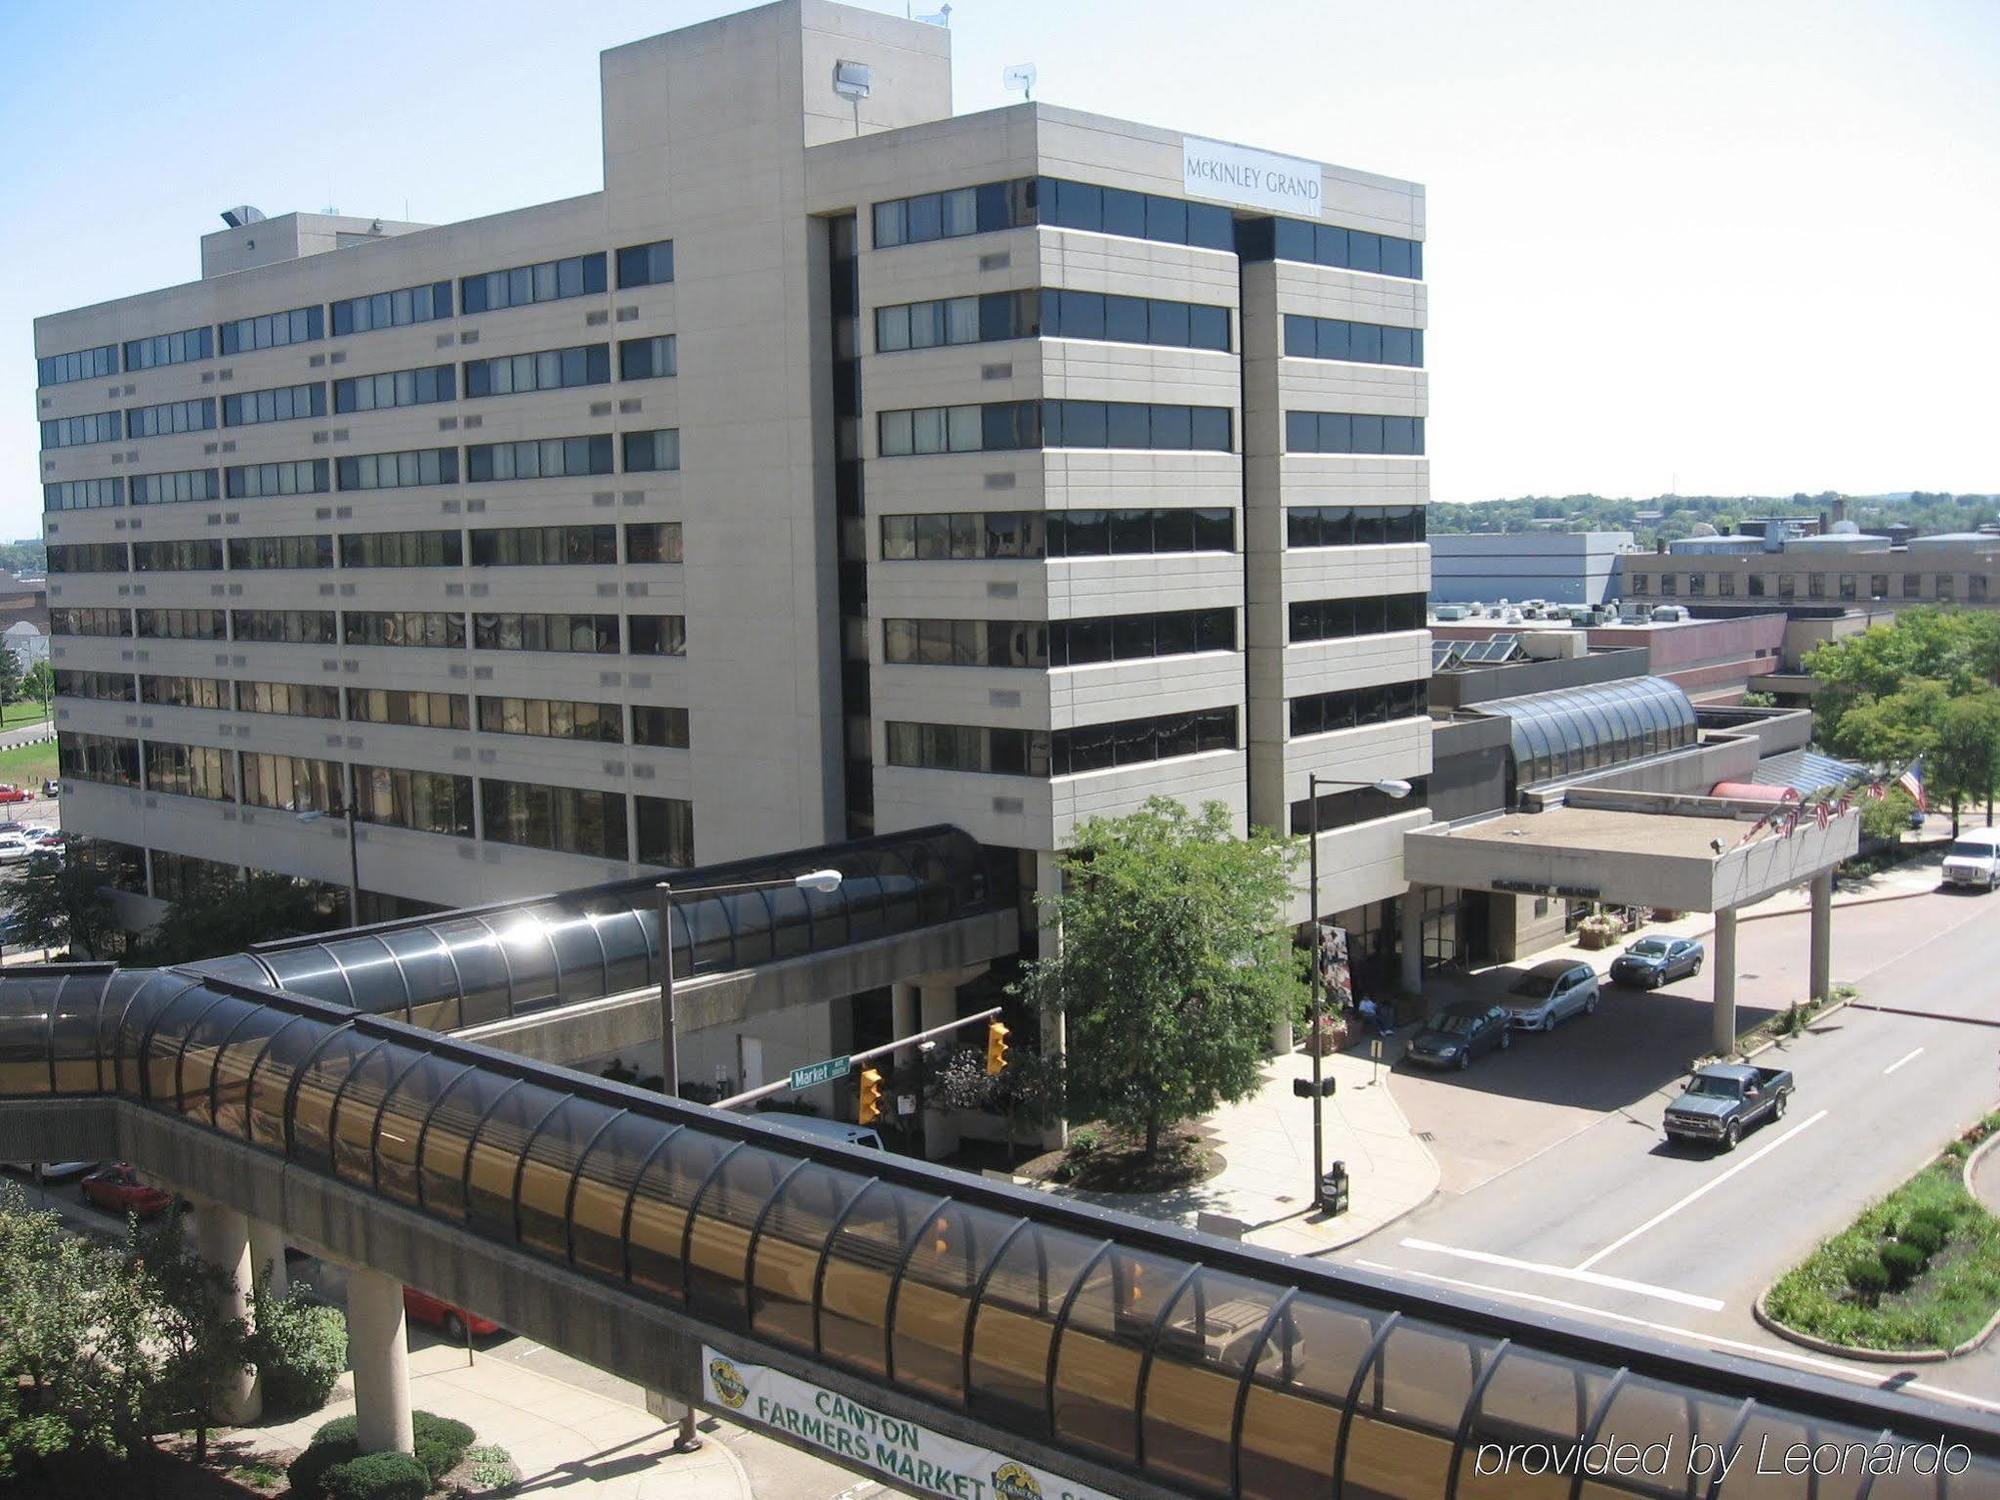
34;0;1430;969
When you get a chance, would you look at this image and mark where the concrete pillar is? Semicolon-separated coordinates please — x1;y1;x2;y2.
891;981;919;1073
1808;871;1833;1003
645;1388;703;1452
1035;849;1068;1150
347;1268;414;1456
918;980;961;1160
192;1202;262;1424
1399;886;1425;1002
248;1218;287;1304
1711;906;1739;1057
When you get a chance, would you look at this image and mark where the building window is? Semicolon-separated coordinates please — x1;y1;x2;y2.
1659;573;1678;596
884;619;1048;668
349;688;470;730
54;669;134;703
621;429;680;473
126;398;217;438
874;289;1230;355
872;181;1033;248
58;731;139;787
44;478;125;512
353;764;474;838
471;612;619;654
243;756;348;816
1283;410;1424;455
341;610;465;648
1238;215;1423;279
1718;573;1736;597
131;470;225;512
624;523;682;563
480;779;628;860
1777;574;1796;599
143;741;235;802
38;343;118;386
1688;573;1707;597
51;608;131;638
1287;594;1425;643
1937;574;1956;599
224;460;328;499
123;326;213;371
1903;574;1922;598
335;448;458;491
460;254;607;314
879;508;1234;560
139;675;229;710
1050;608;1234;665
1747;575;1765;597
41;411;122;448
615;240;675;290
887;706;1237;776
465;435;614;481
333;365;455;413
329;280;453;336
133;539;224;573
222;382;326;427
219;306;324;355
635;795;694;867
1629;573;1650;595
631;706;689;749
878;401;1231;456
1971;576;1989;602
1289;777;1430;835
1285;506;1425;547
135;608;225;640
231;609;336;645
235;681;340;719
469;525;617;566
1806;573;1825;599
48;543;128;574
617;335;677;382
628;615;686;656
148;850;243;904
463;346;608;398
1871;574;1889;599
228;534;333;570
1287;679;1429;738
339;531;462;568
1281;315;1423;367
475;696;622;741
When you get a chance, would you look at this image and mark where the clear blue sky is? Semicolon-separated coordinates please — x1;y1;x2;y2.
4;0;1995;540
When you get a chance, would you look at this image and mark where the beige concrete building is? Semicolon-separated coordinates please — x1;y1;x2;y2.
1623;531;2000;609
36;0;1428;943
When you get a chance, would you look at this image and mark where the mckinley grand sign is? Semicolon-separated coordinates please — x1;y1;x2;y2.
1182;136;1322;216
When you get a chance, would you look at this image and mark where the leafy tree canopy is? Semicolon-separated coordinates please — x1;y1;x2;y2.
139;869;346;965
1431;492;1999;548
3;850;119;957
1014;798;1303;1156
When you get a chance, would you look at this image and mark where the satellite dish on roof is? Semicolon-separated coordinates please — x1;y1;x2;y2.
219;205;266;229
1004;64;1037;100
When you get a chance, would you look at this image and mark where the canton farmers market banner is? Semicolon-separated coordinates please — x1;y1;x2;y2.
701;1346;1118;1500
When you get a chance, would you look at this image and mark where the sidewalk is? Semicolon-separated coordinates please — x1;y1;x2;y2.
245;1342;753;1499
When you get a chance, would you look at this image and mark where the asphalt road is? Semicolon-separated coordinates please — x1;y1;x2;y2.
1343;885;2000;1414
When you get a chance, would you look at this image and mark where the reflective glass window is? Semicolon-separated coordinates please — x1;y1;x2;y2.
820;1182;944;1378
1237;1293;1385;1499
1138;1270;1286;1492
375;1056;470;1206
465;1081;568;1243
627;1128;739;1298
571;1115;678;1280
328;1041;421;1187
515;1095;624;1259
418;1069;520;1219
1053;1246;1195;1464
289;1026;377;1170
968;1222;1106;1435
686;1146;793;1325
749;1162;871;1352
244;1015;331;1151
892;1202;1023;1404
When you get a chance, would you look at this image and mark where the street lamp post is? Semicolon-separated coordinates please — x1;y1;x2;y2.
295;763;362;928
1305;773;1412;1210
656;868;843;1100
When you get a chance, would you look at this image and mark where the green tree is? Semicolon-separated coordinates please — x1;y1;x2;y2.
1805;606;2000;750
140;869;345;964
128;1211;254;1465
3;848;119;956
1930;691;2000;834
1014;798;1303;1157
0;646;22;706
250;1279;350;1417
23;658;54;717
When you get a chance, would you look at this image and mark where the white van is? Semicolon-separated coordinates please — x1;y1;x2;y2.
756;1114;885;1150
1941;828;2000;890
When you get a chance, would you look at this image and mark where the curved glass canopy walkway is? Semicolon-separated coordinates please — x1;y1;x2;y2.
2;951;1993;1499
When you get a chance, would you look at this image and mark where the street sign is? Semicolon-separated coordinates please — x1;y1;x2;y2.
788;1055;852;1091
1369;1040;1383;1060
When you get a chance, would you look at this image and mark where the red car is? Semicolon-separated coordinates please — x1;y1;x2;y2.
80;1163;175;1219
0;786;29;805
401;1286;500;1342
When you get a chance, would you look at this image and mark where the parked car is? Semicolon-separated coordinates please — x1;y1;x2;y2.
40;780;59;798
1503;959;1600;1030
1404;1001;1512;1070
1610;935;1705;989
757;1114;885;1150
402;1286;501;1342
79;1163;175;1219
0;832;36;864
1664;1063;1794;1151
1941;828;2000;891
0;785;30;805
2;1159;96;1182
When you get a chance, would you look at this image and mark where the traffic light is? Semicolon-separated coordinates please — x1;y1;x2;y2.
985;1020;1010;1076
857;1067;883;1125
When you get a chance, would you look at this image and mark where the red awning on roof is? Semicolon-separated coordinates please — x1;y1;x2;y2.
1710;781;1797;803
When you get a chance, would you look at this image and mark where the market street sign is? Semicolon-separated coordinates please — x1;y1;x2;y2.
788;1055;852;1091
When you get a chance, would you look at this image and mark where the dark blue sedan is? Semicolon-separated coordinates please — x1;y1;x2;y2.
1609;935;1705;989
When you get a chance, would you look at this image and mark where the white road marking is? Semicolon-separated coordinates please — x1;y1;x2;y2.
1398;1237;1724;1312
1354;1258;2000;1417
1882;1046;1925;1076
1573;1108;1828;1271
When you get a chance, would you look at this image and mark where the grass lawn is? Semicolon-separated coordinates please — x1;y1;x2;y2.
0;738;56;787
1764;1118;2000;1350
0;701;49;730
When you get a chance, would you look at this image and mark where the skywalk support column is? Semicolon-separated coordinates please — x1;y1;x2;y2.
919;978;961;1160
1809;871;1833;1004
248;1218;287;1303
1399;886;1424;1002
891;982;919;1072
191;1201;261;1423
1711;906;1739;1057
347;1268;414;1456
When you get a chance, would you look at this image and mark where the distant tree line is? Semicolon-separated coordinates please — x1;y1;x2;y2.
0;540;46;577
1431;492;1999;548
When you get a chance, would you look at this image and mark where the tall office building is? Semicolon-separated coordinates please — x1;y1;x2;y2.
35;0;1429;949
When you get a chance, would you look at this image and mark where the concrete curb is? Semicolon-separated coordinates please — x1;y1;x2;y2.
1735;993;1856;1064
1751;1288;2000;1366
1962;1123;2000;1204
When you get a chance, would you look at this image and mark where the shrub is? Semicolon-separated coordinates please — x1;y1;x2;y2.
1908;1207;1953;1239
1845;1256;1889;1304
1880;1242;1926;1289
250;1285;348;1415
315;1414;360;1445
287;1432;360;1499
1899;1220;1947;1257
412;1411;475;1484
463;1443;521;1494
320;1451;429;1500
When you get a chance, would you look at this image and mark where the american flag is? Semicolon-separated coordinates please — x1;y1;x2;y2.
1897;756;1927;812
1814;801;1831;831
1866;781;1886;801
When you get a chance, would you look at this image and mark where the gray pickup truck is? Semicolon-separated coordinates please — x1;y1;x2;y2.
1663;1063;1794;1150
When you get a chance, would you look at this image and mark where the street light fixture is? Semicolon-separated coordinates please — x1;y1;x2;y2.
293;762;362;927
1303;773;1413;1211
656;868;844;1099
